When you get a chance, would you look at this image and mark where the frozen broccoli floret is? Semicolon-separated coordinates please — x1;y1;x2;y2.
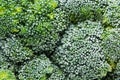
0;69;16;80
52;21;111;80
0;37;33;63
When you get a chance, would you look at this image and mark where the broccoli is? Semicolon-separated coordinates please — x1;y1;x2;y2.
102;60;120;80
0;69;16;80
0;0;69;53
0;0;119;80
101;28;120;69
102;0;120;28
0;37;33;63
52;21;112;80
18;54;65;80
0;53;13;70
114;61;120;80
63;0;105;24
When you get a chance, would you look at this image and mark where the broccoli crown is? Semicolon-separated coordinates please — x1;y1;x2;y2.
18;54;65;80
53;21;112;80
0;69;16;80
0;37;33;63
0;0;69;53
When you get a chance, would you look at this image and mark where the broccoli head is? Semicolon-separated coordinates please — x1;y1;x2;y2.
52;21;111;80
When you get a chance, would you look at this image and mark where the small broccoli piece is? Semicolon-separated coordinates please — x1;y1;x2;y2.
0;37;33;63
18;54;66;80
18;54;54;80
50;8;70;32
52;21;111;80
0;69;16;80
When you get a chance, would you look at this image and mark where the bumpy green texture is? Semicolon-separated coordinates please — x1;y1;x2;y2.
114;61;120;80
30;0;58;14
53;21;112;80
0;0;69;53
0;54;13;70
0;38;33;63
18;54;65;80
101;28;120;69
102;0;120;28
0;0;120;80
0;69;16;80
63;0;105;23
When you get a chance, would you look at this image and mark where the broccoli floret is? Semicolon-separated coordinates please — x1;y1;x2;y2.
102;0;120;28
101;28;120;69
0;69;16;80
0;37;33;63
52;21;111;80
63;0;105;24
0;0;68;53
18;54;54;80
18;54;66;80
